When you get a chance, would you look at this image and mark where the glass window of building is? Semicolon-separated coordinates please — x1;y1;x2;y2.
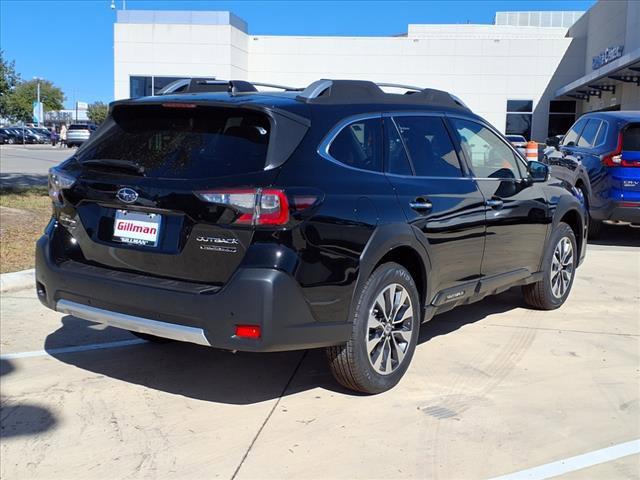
548;100;576;138
506;100;533;140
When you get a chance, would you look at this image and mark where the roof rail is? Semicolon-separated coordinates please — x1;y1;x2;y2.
249;82;304;91
296;79;469;110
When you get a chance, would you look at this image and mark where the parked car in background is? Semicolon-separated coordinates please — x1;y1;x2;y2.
506;134;527;157
65;124;95;147
0;129;10;144
26;128;49;144
5;127;39;144
37;79;587;394
543;111;640;235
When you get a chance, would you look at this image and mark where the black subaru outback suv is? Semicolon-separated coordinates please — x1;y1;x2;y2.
37;79;587;393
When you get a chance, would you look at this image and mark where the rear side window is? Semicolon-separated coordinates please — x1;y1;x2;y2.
623;124;640;151
594;121;608;146
384;118;412;175
577;119;601;148
328;118;382;172
394;116;463;177
562;118;587;146
77;105;270;179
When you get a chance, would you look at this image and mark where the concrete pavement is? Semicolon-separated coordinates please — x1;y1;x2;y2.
0;237;638;479
0;145;74;186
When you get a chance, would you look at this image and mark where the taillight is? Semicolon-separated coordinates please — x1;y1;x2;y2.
601;132;639;167
196;188;291;226
48;167;76;205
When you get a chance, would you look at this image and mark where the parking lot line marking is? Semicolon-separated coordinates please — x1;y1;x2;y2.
488;439;640;480
0;339;147;360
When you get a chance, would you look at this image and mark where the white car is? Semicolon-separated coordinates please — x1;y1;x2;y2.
66;124;95;147
506;134;527;156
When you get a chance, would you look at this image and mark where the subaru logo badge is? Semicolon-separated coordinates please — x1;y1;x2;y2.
116;187;138;204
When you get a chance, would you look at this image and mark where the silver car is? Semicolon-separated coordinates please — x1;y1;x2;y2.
66;124;95;147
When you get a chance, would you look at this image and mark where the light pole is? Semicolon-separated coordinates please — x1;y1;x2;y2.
110;0;126;10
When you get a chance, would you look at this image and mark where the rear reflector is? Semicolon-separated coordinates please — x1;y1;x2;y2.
235;325;261;339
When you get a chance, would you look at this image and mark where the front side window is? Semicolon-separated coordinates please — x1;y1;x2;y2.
451;118;523;179
393;116;463;177
577;119;602;148
328;118;382;172
562;118;588;147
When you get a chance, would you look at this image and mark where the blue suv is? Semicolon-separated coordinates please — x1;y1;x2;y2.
544;111;639;236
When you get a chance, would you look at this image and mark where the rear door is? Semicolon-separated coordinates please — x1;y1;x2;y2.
447;116;549;277
548;117;588;184
64;104;283;284
383;113;485;298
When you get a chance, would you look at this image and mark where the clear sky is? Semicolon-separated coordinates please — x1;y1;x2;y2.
1;0;596;109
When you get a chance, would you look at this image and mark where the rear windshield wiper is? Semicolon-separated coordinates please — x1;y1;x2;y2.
81;159;145;175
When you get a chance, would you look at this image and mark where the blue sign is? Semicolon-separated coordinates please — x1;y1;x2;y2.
592;45;624;70
32;101;43;124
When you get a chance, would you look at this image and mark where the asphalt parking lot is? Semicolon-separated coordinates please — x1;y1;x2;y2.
1;227;639;479
0;145;74;186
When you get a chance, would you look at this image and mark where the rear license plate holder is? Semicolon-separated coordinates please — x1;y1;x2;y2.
113;209;162;247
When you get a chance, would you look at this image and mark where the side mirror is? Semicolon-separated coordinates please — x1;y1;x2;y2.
528;160;550;182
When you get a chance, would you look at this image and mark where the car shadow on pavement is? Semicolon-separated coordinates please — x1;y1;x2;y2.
0;359;57;438
587;224;639;248
0;173;49;187
43;290;524;403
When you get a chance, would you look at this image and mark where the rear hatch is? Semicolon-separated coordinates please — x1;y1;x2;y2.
608;123;640;203
57;102;307;285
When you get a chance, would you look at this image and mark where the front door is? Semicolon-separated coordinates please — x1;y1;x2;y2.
447;116;550;277
383;115;486;297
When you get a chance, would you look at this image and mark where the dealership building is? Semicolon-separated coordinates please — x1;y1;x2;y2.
114;0;639;141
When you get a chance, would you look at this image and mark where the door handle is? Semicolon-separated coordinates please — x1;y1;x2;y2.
409;198;433;212
486;198;503;210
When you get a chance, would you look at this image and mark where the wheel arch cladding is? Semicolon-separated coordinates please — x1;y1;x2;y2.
356;224;432;315
559;208;583;256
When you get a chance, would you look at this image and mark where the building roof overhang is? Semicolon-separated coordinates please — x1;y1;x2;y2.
555;47;640;99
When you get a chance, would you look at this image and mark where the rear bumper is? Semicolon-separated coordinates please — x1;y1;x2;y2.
36;234;351;352
607;202;640;224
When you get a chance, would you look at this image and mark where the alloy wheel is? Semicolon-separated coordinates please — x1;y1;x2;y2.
366;283;414;375
550;236;574;298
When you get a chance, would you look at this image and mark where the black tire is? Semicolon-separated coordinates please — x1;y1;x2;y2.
577;185;602;238
129;331;173;343
588;217;602;238
523;222;577;310
326;262;420;394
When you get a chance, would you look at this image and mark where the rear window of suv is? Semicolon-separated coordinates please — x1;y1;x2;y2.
76;105;270;179
69;124;89;130
623;124;640;151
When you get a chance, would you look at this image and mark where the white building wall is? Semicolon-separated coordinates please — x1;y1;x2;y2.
114;23;248;99
113;13;581;140
247;26;573;140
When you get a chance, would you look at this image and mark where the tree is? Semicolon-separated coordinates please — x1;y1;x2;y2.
0;50;21;118
87;101;108;124
5;79;65;123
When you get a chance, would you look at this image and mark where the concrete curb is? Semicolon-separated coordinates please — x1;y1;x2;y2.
1;269;35;293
